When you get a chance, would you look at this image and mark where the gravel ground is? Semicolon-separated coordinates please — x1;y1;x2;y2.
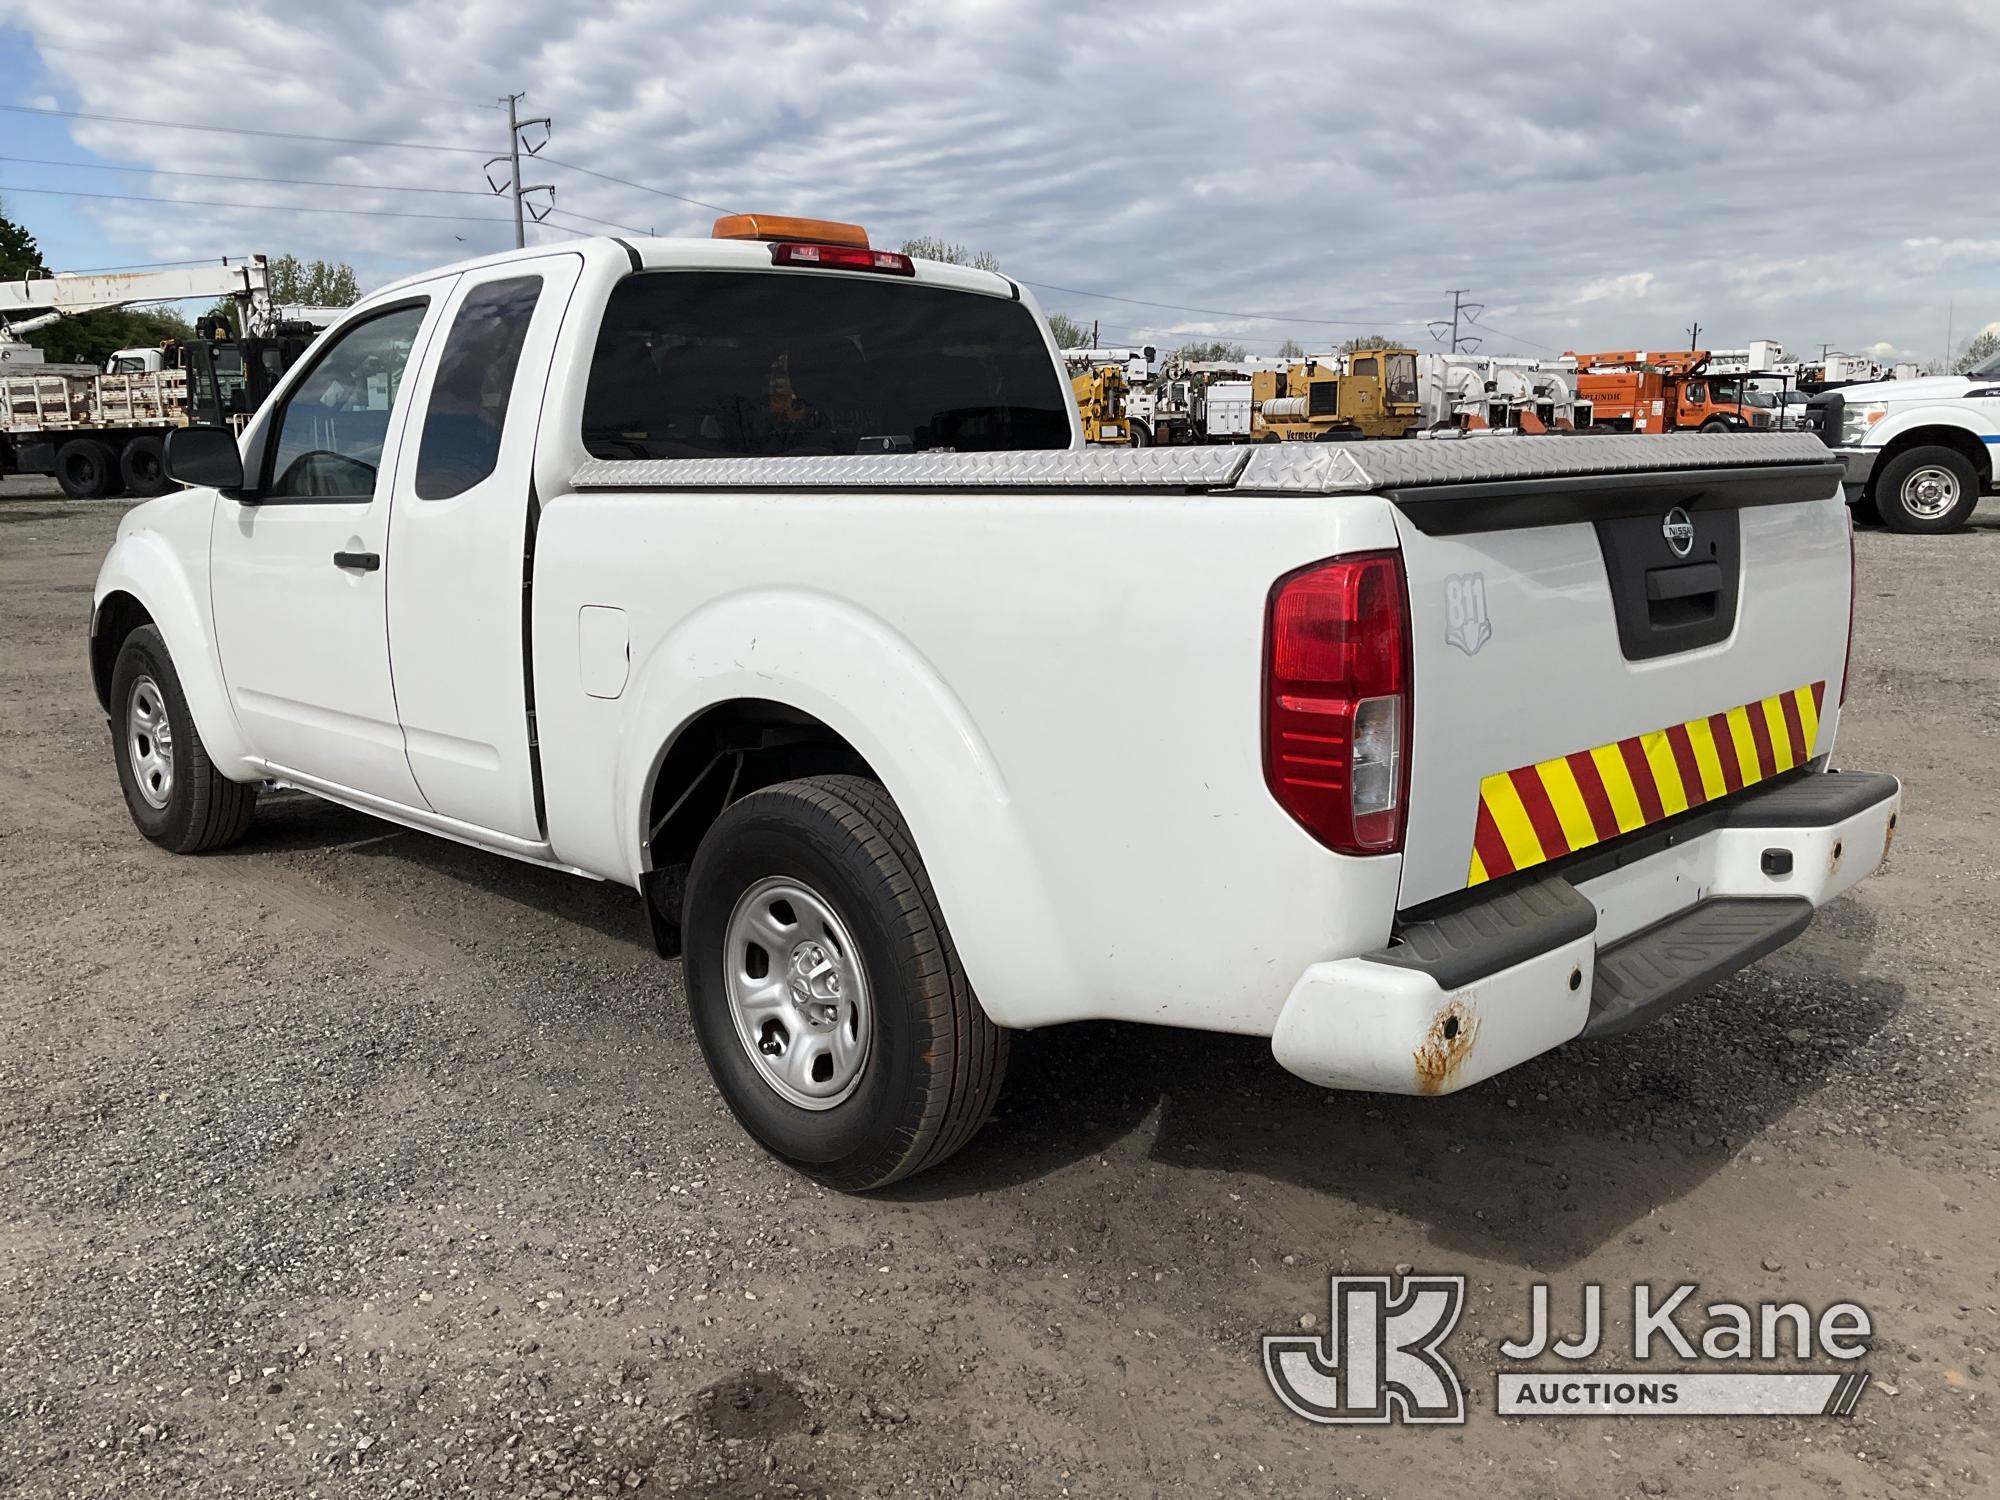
1;473;1995;1498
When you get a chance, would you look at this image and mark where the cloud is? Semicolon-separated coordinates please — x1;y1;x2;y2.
1574;272;1656;303
1;0;1996;359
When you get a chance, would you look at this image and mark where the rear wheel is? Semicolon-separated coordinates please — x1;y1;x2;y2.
119;434;171;497
682;775;1008;1190
54;438;115;499
1875;445;1980;533
108;625;257;852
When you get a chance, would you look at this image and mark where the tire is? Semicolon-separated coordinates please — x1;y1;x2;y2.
108;625;257;853
1128;421;1153;448
682;775;1008;1190
1699;418;1734;434
1874;445;1980;533
119;434;171;497
54;438;115;499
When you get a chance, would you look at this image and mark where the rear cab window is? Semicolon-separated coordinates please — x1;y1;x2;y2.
581;270;1071;459
415;275;544;499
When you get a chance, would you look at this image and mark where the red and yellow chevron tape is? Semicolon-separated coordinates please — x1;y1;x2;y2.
1468;681;1827;887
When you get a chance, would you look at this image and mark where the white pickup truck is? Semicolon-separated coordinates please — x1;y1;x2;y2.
1802;353;2000;532
91;216;1900;1189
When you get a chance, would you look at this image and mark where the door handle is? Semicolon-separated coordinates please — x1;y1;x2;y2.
332;550;380;572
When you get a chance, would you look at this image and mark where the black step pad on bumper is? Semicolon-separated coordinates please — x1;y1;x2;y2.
1582;897;1813;1039
1366;875;1595;991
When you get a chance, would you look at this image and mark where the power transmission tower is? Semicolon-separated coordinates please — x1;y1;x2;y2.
488;93;554;248
1429;289;1482;353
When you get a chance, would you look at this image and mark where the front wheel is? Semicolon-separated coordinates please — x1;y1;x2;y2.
109;626;257;852
682;775;1008;1190
1874;445;1980;533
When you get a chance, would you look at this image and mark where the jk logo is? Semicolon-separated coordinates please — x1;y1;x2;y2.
1263;1274;1468;1425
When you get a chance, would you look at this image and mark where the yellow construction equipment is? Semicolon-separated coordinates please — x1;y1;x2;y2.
1244;348;1422;442
1071;364;1133;445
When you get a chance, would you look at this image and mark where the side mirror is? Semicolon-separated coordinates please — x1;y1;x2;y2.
165;426;247;495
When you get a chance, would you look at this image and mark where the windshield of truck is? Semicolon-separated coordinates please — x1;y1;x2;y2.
1709;380;1775;407
582;270;1072;458
1970;349;2000;380
1385;352;1418;404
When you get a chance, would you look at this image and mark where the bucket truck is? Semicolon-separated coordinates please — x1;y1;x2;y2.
2;256;322;498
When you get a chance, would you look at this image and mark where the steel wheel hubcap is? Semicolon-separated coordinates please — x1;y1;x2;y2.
1903;466;1959;519
125;675;174;810
724;876;871;1110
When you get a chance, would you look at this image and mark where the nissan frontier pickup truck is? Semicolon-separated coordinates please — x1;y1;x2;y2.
91;215;1900;1188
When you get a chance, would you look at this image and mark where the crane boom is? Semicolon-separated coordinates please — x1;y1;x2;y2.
0;257;272;337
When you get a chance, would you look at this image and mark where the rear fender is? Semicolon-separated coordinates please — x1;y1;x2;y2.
92;523;254;776
613;587;1079;1026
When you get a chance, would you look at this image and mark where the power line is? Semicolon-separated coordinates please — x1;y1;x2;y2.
0;182;530;227
542;205;653;236
536;156;734;216
0;102;728;218
0;153;495;198
1462;313;1565;355
0;102;492;156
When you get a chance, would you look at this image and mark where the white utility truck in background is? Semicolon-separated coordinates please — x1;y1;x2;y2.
0;256;322;497
1801;349;2000;532
91;215;1899;1189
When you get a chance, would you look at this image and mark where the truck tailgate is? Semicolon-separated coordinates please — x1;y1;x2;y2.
1382;446;1849;907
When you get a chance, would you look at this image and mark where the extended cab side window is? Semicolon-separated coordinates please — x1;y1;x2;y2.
581;270;1072;458
414;276;544;500
263;303;427;500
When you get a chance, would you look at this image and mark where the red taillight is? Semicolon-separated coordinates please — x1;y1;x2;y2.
1263;551;1412;854
1840;511;1856;706
769;242;915;276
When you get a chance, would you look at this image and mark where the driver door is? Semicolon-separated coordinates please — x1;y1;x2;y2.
209;285;454;807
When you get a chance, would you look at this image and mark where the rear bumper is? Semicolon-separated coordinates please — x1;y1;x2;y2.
1270;770;1900;1095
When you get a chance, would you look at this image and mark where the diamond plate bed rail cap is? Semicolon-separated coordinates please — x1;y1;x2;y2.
570;433;1834;495
1231;432;1837;493
570;446;1252;491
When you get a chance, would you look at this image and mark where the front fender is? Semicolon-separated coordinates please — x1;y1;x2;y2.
1870;408;2000;481
613;587;1081;1028
92;518;254;776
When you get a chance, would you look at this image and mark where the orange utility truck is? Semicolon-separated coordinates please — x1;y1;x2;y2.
1568;350;1779;434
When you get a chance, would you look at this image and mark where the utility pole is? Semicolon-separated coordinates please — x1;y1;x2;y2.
1687;320;1701;349
489;93;554;248
1429;289;1482;353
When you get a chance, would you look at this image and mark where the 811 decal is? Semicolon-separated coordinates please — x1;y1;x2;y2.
1444;573;1492;657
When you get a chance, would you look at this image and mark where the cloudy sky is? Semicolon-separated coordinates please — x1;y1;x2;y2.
0;1;1990;363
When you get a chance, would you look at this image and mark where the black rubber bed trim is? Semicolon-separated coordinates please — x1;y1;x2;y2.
1581;897;1813;1039
1363;874;1596;991
1385;463;1844;536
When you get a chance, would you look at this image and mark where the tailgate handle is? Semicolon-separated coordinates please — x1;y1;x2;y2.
1645;561;1722;603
